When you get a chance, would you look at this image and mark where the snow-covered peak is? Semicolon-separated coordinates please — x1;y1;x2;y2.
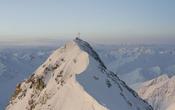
137;74;175;110
140;74;169;88
6;38;152;110
74;37;106;69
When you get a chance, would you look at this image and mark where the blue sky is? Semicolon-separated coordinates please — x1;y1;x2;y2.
0;0;175;44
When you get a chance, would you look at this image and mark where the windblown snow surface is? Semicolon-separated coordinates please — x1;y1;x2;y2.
6;38;152;110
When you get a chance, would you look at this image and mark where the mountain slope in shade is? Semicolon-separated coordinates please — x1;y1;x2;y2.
137;74;175;110
6;38;152;110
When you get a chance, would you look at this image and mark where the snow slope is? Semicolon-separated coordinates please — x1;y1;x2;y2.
6;38;152;110
0;47;53;109
137;74;175;110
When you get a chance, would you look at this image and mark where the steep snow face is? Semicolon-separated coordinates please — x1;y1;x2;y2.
137;74;175;110
6;38;152;110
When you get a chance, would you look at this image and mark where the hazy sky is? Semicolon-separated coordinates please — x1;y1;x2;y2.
0;0;175;44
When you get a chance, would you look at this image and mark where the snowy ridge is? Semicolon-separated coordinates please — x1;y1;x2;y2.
6;38;152;110
0;47;52;109
137;74;175;110
74;38;106;69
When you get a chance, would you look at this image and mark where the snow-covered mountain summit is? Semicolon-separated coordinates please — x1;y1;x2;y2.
6;38;152;110
137;74;175;110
